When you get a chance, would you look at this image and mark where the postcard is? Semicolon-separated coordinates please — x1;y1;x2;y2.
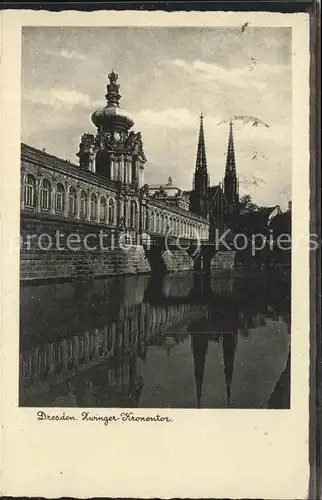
0;9;311;499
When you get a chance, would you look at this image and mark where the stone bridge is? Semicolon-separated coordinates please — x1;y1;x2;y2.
20;213;237;283
141;232;236;274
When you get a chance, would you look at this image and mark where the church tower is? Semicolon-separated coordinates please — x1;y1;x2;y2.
190;113;209;219
223;121;239;212
77;71;147;187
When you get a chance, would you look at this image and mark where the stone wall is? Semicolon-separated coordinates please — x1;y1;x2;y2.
210;250;236;269
20;215;151;283
161;249;194;273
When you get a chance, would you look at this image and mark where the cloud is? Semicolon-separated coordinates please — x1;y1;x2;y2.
45;48;87;61
132;108;198;130
133;107;290;147
225;121;290;144
162;59;290;92
24;88;100;110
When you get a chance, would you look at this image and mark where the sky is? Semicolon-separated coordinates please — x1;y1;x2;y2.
21;26;292;208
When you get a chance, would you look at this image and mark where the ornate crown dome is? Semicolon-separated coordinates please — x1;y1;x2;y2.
91;71;134;132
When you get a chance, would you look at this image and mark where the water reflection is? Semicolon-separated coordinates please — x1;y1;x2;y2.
20;270;291;409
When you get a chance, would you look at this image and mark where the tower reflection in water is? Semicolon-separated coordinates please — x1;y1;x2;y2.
20;271;291;409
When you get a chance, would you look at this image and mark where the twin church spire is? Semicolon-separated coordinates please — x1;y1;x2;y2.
192;113;239;218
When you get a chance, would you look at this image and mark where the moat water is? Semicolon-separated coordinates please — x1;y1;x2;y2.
20;269;291;409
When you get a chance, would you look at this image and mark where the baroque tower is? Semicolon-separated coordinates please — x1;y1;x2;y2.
223;121;239;210
190;113;209;219
77;71;147;188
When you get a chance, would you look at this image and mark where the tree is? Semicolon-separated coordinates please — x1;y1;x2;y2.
234;195;267;237
238;194;258;214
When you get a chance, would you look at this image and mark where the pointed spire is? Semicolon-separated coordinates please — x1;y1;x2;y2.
225;120;236;178
222;332;237;405
191;112;209;217
196;113;207;172
191;335;208;408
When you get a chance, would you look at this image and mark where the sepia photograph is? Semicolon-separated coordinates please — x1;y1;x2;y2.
19;26;292;409
0;9;313;498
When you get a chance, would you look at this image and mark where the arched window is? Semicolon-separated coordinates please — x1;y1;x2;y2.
24;174;36;208
90;193;97;220
68;186;77;216
155;213;160;232
99;196;106;222
80;190;88;218
108;198;115;225
130;200;137;228
55;183;65;213
40;179;51;211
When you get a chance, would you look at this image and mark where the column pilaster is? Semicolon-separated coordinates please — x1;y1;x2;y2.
119;155;125;184
96;195;100;223
63;186;69;218
127;156;132;184
110;155;115;181
76;189;81;219
86;189;91;222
